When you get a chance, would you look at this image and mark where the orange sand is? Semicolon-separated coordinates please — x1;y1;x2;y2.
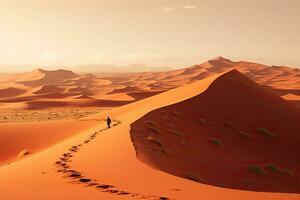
0;71;299;199
0;57;299;110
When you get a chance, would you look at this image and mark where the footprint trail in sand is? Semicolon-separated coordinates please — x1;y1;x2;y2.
54;120;171;200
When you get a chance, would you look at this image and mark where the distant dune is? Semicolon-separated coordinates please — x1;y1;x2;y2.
18;69;78;86
33;85;65;94
0;87;26;98
0;57;299;110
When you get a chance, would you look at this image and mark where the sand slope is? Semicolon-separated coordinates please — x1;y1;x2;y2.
0;71;299;199
0;120;97;166
131;70;300;193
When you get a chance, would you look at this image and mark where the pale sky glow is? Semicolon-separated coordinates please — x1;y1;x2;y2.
182;5;197;9
0;0;300;70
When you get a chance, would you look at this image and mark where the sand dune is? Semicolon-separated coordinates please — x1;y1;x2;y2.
18;69;78;86
0;57;299;110
282;94;300;108
33;85;65;94
108;86;141;94
0;120;97;166
0;87;26;98
131;70;300;193
0;71;299;199
282;93;300;100
68;86;92;95
0;69;44;83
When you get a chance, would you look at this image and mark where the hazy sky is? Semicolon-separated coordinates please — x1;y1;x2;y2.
0;0;300;70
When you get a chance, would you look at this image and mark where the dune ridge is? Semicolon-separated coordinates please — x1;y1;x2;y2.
130;69;300;193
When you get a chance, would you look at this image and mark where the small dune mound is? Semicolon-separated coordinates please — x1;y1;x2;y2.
18;69;79;86
0;87;26;98
74;94;93;99
108;86;140;94
33;85;64;94
18;149;31;157
190;71;213;81
68;86;92;95
83;73;96;78
179;65;206;76
70;77;96;86
130;69;300;193
68;86;86;92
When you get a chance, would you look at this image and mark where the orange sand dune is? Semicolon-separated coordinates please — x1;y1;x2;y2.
131;70;300;193
282;94;300;108
282;93;300;101
0;71;299;200
0;87;26;98
0;120;97;166
0;57;299;110
18;69;79;86
108;86;141;94
33;85;65;94
68;86;89;93
0;69;44;83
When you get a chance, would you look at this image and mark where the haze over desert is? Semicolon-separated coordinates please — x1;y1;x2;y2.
1;0;300;199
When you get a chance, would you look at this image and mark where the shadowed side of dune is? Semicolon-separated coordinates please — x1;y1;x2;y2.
0;87;26;98
130;69;300;193
33;85;65;94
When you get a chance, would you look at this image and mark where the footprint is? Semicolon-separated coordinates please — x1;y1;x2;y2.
104;189;119;194
159;197;170;200
69;173;81;178
96;184;114;189
118;191;130;195
79;178;92;183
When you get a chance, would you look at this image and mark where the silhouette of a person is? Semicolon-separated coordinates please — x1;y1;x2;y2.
106;116;112;128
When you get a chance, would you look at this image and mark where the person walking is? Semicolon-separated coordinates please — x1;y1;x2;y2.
106;116;112;128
